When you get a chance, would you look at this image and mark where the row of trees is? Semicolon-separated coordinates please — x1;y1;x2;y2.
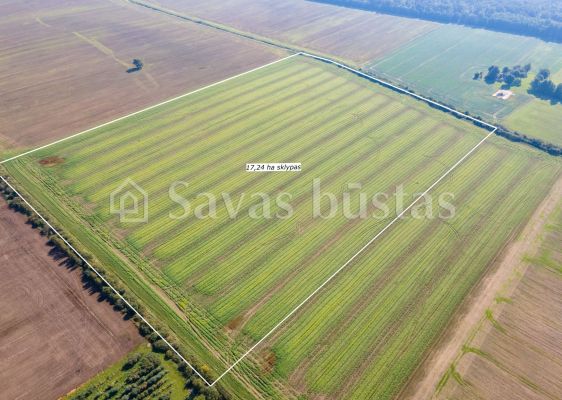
529;69;562;101
315;0;562;42
74;353;169;400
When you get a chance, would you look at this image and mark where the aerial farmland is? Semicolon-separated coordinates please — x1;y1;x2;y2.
368;25;562;146
141;0;562;150
1;1;561;400
0;198;142;399
135;0;437;65
3;54;560;399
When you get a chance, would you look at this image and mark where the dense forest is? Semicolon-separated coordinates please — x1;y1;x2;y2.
313;0;562;42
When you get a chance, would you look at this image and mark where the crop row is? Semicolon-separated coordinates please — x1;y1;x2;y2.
5;55;559;399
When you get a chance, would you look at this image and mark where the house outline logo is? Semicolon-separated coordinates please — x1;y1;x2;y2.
109;178;148;223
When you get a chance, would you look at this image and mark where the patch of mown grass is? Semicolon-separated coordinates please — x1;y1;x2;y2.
485;309;506;334
495;296;513;304
462;345;490;358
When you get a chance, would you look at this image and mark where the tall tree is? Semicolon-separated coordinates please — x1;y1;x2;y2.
485;66;500;83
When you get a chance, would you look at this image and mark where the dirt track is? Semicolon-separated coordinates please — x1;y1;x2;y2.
400;175;562;400
438;175;562;400
0;203;142;400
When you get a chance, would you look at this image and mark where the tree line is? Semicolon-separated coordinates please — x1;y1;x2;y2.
0;183;230;400
312;0;562;43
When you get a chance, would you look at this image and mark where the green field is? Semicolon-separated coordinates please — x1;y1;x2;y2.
368;24;562;146
65;345;191;400
502;68;562;146
3;55;560;399
503;99;562;146
436;183;562;400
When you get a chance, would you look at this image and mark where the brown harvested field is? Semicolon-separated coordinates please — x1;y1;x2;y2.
433;178;562;400
143;0;437;64
0;202;142;400
0;0;285;151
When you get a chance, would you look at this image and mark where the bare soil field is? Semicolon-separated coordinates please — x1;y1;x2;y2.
143;0;437;64
0;202;142;400
399;176;562;399
0;0;285;151
431;177;562;400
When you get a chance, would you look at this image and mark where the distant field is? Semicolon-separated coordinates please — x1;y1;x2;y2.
0;201;142;399
437;179;562;400
3;56;560;399
142;0;437;64
130;1;561;147
502;68;562;147
0;0;284;152
503;100;562;146
368;24;562;145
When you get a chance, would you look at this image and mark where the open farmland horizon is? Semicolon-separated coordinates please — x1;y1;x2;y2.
127;0;561;150
2;53;560;399
131;0;437;65
368;24;562;147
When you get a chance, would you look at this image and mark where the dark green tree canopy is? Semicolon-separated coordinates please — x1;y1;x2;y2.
313;0;562;42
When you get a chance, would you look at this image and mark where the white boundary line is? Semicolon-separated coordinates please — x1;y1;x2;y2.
209;128;496;385
0;175;213;386
0;53;300;165
0;52;499;386
300;52;497;130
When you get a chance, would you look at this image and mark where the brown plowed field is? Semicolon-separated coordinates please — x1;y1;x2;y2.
0;202;142;400
427;177;562;400
0;0;285;151
144;0;437;64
